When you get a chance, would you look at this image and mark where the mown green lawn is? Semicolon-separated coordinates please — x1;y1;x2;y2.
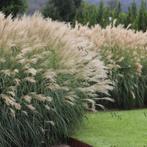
73;109;147;147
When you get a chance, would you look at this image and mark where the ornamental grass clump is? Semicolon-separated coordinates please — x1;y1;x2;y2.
75;23;147;109
0;13;111;147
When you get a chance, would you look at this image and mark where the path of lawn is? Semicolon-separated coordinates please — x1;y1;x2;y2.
73;109;147;147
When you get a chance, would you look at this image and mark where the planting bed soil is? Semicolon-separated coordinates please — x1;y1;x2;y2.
52;137;93;147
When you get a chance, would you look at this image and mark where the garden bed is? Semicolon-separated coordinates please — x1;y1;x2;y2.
52;137;93;147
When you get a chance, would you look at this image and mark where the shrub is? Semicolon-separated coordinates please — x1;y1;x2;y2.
42;0;82;22
0;0;27;17
0;13;111;146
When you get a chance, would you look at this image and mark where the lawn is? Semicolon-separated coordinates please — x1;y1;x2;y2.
74;109;147;147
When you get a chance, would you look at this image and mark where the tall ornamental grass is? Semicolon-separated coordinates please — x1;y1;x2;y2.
0;13;112;146
75;23;147;109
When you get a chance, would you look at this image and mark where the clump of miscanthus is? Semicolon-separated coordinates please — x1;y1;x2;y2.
74;22;147;109
0;13;112;147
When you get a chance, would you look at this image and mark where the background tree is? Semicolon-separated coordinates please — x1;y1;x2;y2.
130;0;137;20
42;0;60;20
115;0;121;17
137;0;147;31
0;0;27;17
75;2;98;26
113;0;122;25
107;0;119;22
43;0;147;31
127;0;137;29
97;0;105;26
107;0;118;10
119;12;128;26
102;7;111;27
43;0;82;22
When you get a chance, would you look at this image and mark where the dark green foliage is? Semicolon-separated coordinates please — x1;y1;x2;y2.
0;0;27;17
74;0;147;31
42;0;147;31
136;0;147;31
107;0;118;10
97;0;104;26
75;2;98;26
129;0;137;21
43;0;82;22
114;1;122;18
